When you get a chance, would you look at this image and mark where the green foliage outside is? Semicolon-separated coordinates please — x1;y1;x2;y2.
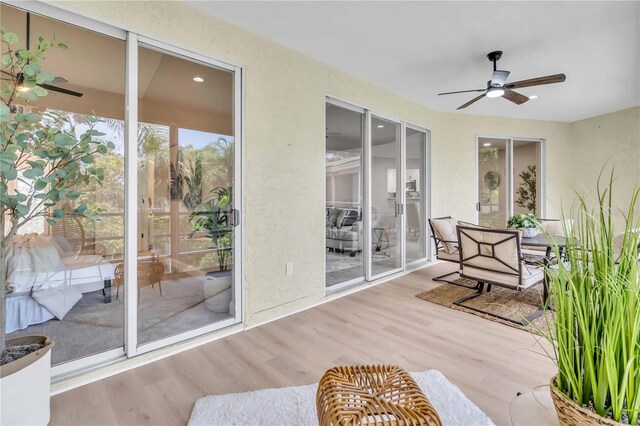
515;165;537;214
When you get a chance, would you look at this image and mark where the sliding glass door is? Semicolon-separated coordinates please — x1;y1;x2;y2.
325;102;365;287
476;136;544;227
369;115;403;279
325;98;430;289
405;126;429;265
1;2;243;376
136;43;238;346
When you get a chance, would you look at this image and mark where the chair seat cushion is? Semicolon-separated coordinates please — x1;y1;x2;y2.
436;250;459;262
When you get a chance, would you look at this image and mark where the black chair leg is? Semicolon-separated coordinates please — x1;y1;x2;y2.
433;268;478;289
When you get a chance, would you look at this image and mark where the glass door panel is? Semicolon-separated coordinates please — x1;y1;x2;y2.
325;103;365;287
1;4;126;366
405;127;428;263
137;44;236;345
477;137;509;228
370;116;402;277
512;140;542;216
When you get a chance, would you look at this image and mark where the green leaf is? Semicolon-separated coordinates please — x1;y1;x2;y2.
80;155;94;164
75;203;88;214
46;218;58;226
34;179;48;191
22;167;44;179
22;63;41;77
24;113;41;122
1;168;18;180
0;104;9;122
53;209;65;218
31;85;48;97
1;53;10;67
57;42;68;49
37;71;55;85
15;204;29;217
3;32;18;44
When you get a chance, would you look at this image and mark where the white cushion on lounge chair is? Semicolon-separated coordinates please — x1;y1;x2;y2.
431;218;458;254
436;250;459;262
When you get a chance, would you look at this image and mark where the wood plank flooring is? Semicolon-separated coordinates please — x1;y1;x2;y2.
50;263;555;425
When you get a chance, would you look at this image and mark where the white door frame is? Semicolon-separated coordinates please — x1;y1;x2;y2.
3;0;245;378
474;135;547;225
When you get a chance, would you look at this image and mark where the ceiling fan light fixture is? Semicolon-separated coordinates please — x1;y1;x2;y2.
193;76;204;83
486;87;505;98
529;95;538;99
17;85;31;93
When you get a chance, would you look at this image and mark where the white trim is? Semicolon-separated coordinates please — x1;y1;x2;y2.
325;96;366;114
136;317;238;355
233;63;244;324
138;36;237;73
51;348;125;380
124;32;139;357
4;0;126;40
364;110;373;280
400;121;407;271
326;277;366;294
405;123;431;263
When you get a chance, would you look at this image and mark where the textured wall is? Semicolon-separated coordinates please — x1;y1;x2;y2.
55;1;637;326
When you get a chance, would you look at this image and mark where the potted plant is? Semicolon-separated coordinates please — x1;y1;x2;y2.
189;186;233;313
507;213;541;237
1;30;113;425
543;172;640;425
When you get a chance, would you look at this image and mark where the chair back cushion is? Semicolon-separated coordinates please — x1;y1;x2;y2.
430;217;458;254
457;226;520;276
540;219;573;237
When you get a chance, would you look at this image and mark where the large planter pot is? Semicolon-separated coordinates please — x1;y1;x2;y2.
1;336;54;426
204;270;232;314
522;227;539;238
550;376;622;426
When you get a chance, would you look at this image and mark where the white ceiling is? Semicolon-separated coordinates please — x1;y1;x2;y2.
187;1;640;123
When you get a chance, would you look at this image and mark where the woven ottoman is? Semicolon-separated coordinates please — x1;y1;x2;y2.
316;365;442;426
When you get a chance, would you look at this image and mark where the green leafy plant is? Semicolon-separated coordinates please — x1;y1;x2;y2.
1;30;114;353
515;165;537;214
542;171;640;424
189;186;233;272
507;213;540;229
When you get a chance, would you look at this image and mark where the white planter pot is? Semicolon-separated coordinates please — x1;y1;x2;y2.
1;336;54;426
522;228;539;238
204;271;232;314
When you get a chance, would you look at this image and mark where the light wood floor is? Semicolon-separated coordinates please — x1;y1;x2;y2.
50;263;555;425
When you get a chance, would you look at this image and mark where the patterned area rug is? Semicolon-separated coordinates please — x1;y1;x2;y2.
415;279;554;335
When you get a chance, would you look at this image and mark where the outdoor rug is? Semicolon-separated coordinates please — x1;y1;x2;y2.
189;369;495;426
415;279;554;335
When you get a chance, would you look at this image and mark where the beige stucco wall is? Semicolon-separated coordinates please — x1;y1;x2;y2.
56;1;638;326
567;107;640;224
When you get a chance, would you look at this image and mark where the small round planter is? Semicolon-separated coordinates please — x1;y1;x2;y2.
550;376;623;426
1;336;54;426
522;227;539;238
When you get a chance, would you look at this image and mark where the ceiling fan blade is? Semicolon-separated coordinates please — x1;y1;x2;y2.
457;94;486;110
40;84;83;97
505;73;566;89
502;89;529;105
52;76;69;84
438;88;486;96
491;70;510;86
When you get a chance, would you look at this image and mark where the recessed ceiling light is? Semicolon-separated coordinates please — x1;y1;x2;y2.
483;143;491;147
193;76;204;83
377;125;384;128
529;95;538;99
17;86;31;92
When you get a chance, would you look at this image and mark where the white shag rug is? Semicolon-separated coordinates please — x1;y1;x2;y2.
189;370;495;426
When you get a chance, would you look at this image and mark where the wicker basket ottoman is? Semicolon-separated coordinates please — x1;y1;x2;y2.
316;365;442;426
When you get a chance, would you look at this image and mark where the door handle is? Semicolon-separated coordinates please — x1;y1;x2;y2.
232;209;239;227
475;202;481;212
395;203;403;217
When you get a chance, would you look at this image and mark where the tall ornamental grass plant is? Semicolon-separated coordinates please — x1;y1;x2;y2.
546;172;640;424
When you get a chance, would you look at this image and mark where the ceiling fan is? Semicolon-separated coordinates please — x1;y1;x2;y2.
0;12;83;97
438;51;565;110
